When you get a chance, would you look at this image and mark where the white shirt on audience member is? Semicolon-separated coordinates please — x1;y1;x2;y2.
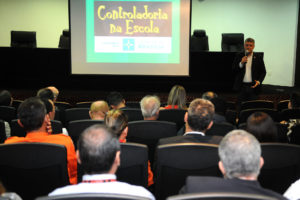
284;178;300;200
49;174;155;200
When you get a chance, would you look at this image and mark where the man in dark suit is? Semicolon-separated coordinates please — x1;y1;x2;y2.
180;130;286;200
232;38;266;105
158;98;222;145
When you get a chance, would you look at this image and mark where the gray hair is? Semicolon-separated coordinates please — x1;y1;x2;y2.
218;130;261;179
140;95;160;118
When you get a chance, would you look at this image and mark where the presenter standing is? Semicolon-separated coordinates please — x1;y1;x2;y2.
232;38;266;107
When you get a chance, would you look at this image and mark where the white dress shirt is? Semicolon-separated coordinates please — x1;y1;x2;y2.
284;178;300;200
49;174;155;200
239;53;253;83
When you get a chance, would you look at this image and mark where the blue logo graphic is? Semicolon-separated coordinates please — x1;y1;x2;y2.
123;39;135;51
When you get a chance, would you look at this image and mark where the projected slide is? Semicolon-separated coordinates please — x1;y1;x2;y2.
70;0;190;76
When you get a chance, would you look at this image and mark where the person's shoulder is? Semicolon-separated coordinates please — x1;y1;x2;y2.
48;184;77;196
158;135;184;145
4;136;25;144
46;134;75;146
114;181;155;199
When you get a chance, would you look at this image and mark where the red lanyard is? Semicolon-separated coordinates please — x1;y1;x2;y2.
82;179;117;183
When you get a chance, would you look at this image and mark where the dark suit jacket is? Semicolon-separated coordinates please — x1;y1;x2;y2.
232;52;266;91
181;176;287;200
158;132;223;146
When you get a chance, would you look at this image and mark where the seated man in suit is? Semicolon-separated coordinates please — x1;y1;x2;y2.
89;100;109;120
158;98;222;145
140;95;161;120
49;124;155;200
181;130;286;200
5;97;77;184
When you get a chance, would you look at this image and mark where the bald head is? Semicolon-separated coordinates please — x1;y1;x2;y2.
89;101;109;120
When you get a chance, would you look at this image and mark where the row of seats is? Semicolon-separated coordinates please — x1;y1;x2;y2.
1;142;299;200
190;30;245;52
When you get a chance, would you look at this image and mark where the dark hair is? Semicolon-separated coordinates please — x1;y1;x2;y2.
106;92;123;107
246;112;278;142
0;90;12;106
245;38;255;44
104;109;128;138
187;98;215;132
77;124;120;174
210;97;227;115
202;91;218;101
40;98;53;114
18;97;46;132
290;92;300;108
37;88;54;101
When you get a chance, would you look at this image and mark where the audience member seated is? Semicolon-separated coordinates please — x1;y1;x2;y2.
246;112;279;142
89;101;109;120
163;85;187;110
158;98;222;145
4;97;77;184
47;86;60;103
180;130;286;200
37;87;55;102
107;91;127;110
140;95;161;120
202;91;218;101
210;97;227;123
0;90;12;138
48;124;155;200
104;109;154;187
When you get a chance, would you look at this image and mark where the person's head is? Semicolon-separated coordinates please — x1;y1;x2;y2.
104;109;128;141
17;97;49;132
77;124;120;175
40;98;56;120
0;90;12;106
244;38;255;53
47;86;59;102
186;98;214;132
246;112;277;142
202;91;218;101
210;97;227;116
218;130;263;180
140;95;161;120
89;100;109;120
167;85;187;109
37;88;54;101
289;92;300;109
106;91;125;109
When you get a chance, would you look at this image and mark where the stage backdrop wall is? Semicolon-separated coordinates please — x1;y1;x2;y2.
0;0;298;87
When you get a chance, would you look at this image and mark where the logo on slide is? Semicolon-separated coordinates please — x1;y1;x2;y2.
123;39;135;51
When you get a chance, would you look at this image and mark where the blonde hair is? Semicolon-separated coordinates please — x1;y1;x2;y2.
104;109;128;138
167;85;187;109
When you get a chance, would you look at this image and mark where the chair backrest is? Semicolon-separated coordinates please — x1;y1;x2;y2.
0;106;16;123
238;108;279;125
226;101;236;110
280;108;300;121
155;143;221;200
158;109;186;130
0;143;69;200
11;99;23;110
55;102;72;126
121;108;143;122
126;102;141;109
190;29;209;51
11;31;36;48
276;100;289;112
289;123;300;145
259;143;300;194
166;192;278;200
221;33;244;52
0;120;6;143
127;120;177;164
206;122;235;137
67;119;104;149
10;119;63;137
117;143;148;187
64;108;90;124
75;102;92;108
36;193;152;200
240;100;274;111
225;109;237;125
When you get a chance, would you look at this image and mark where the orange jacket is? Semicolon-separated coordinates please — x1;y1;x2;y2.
5;132;77;185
